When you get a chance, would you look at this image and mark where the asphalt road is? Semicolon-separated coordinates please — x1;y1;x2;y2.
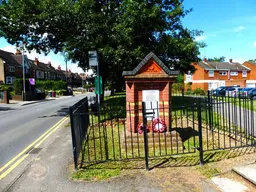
0;94;93;167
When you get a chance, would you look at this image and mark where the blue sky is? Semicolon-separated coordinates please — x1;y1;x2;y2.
0;0;255;66
182;0;256;62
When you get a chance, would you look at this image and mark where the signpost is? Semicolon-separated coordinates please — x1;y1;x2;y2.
95;76;102;94
29;78;35;85
89;50;101;112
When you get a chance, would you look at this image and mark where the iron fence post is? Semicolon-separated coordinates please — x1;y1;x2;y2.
69;106;78;170
197;98;204;166
207;91;213;131
250;97;254;142
182;89;185;115
142;102;149;171
96;97;109;160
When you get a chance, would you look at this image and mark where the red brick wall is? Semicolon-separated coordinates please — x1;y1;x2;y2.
126;80;172;132
243;62;255;80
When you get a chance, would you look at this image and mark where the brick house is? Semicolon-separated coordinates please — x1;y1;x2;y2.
0;49;30;85
243;61;256;87
0;49;83;86
184;59;250;90
29;58;59;80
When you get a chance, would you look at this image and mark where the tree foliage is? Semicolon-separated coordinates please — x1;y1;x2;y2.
207;56;225;62
0;0;204;90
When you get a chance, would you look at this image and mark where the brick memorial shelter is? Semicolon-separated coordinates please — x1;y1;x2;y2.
122;52;179;133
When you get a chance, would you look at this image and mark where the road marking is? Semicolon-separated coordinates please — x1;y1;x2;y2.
0;155;29;180
34;117;68;148
0;116;68;179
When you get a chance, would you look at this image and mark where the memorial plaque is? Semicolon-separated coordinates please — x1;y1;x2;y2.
142;90;159;119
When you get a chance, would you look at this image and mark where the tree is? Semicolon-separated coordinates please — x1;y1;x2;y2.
0;0;204;91
176;73;184;83
207;56;225;62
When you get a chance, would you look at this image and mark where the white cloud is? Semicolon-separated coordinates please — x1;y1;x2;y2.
234;26;245;32
253;41;256;47
194;36;207;41
0;44;84;74
1;45;16;53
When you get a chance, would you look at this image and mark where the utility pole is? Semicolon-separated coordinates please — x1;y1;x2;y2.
62;52;69;89
81;73;84;93
22;44;26;100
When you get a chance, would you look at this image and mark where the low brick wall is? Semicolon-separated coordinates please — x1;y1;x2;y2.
12;95;23;101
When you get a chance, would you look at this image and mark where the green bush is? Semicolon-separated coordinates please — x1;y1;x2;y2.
0;85;9;91
0;85;14;99
84;84;93;89
172;83;184;92
36;80;67;91
14;79;23;95
176;73;184;83
193;88;206;95
185;90;193;95
186;83;192;91
56;89;66;96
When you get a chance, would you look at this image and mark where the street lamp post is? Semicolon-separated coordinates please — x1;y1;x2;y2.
22;44;26;100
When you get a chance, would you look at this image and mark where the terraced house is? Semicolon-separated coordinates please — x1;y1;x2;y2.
0;49;30;85
0;49;82;87
185;58;251;90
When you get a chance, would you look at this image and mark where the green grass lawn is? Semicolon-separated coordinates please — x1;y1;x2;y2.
71;93;256;181
213;96;256;111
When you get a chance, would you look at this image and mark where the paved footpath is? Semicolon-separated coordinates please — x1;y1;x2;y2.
0;120;220;192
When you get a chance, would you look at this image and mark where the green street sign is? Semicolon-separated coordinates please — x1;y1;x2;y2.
95;76;102;94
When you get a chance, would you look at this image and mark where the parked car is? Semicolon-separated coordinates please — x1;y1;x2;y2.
212;86;236;96
226;87;243;97
247;88;256;99
238;88;254;98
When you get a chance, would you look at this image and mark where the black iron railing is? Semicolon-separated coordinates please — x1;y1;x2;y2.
69;91;256;170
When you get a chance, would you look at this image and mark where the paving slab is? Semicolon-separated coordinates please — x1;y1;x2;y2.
233;164;256;185
211;177;248;192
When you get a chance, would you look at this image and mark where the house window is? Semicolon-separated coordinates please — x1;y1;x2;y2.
37;71;44;78
6;76;16;84
208;70;214;77
230;72;238;76
186;74;192;82
242;71;247;77
219;71;227;76
9;66;15;72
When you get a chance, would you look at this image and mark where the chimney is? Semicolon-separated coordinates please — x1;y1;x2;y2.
57;65;61;70
48;61;51;67
229;59;232;63
34;57;39;65
15;49;21;55
203;58;207;62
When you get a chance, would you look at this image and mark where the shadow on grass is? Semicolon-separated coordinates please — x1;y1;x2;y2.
79;147;256;171
170;127;199;142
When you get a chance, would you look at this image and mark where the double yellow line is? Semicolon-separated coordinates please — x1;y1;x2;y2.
0;116;69;180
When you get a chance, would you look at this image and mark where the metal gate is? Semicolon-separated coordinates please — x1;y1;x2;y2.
69;93;256;170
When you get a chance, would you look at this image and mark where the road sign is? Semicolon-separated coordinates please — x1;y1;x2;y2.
29;78;35;85
89;51;98;67
95;76;102;94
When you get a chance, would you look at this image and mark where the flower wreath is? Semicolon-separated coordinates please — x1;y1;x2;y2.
152;118;166;133
137;123;150;134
